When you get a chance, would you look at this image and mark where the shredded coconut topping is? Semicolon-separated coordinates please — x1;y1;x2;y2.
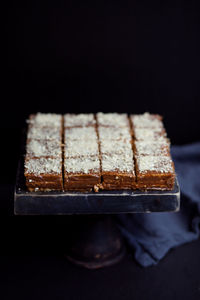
26;139;61;158
98;126;131;141
24;112;175;190
100;140;133;155
25;158;62;175
65;156;100;174
97;112;129;127
28;113;62;128
137;156;174;173
65;127;97;141
64;114;96;127
27;127;61;141
101;153;134;173
65;139;99;157
134;128;167;141
131;112;163;128
135;141;169;156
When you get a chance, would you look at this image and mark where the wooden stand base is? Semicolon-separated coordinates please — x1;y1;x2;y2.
65;215;125;269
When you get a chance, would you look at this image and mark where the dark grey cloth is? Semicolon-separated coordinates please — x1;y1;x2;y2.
117;143;200;267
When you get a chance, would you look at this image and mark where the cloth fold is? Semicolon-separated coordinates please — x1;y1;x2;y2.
117;142;200;267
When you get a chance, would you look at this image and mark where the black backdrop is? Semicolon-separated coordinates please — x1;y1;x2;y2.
5;2;200;178
3;3;200;299
5;4;200;199
6;2;200;185
7;2;200;132
6;1;200;182
4;0;200;214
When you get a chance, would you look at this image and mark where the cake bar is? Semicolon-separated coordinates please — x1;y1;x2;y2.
101;153;136;189
100;139;133;155
27;113;62;142
25;113;63;191
130;112;164;128
131;112;175;190
26;139;62;158
64;115;101;191
133;128;167;142
135;155;175;190
27;113;62;128
96;112;130;128
64;156;101;191
130;112;167;142
65;139;99;158
97;113;136;189
98;126;132;141
25;157;63;191
27;126;62;141
134;141;170;157
64;114;96;128
65;127;97;141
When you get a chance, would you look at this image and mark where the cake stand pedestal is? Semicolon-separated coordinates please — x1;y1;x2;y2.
65;215;125;269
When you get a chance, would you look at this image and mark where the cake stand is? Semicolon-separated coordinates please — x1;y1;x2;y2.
14;134;180;269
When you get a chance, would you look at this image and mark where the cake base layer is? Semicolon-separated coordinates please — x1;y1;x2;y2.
64;174;100;191
102;173;136;190
26;181;63;191
136;173;175;190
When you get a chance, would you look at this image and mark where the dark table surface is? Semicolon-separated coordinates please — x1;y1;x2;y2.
1;184;200;300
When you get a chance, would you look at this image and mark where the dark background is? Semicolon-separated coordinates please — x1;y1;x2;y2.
6;1;200;184
4;1;200;300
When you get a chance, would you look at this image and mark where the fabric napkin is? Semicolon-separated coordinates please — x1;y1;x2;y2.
116;142;200;267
